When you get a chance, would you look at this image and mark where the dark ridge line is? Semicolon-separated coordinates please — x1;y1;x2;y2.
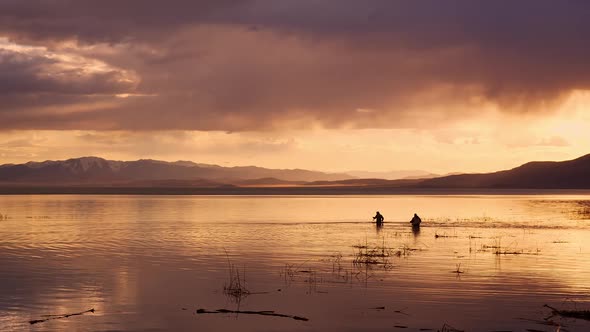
2;187;590;195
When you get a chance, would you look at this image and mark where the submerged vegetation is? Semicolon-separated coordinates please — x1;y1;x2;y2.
353;237;421;267
223;251;250;301
452;263;464;275
353;241;393;267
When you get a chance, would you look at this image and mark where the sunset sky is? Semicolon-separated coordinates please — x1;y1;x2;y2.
1;1;589;173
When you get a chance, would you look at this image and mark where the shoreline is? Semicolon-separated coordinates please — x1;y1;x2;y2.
2;186;590;195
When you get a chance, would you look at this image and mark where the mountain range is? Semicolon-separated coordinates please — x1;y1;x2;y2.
0;157;352;185
0;154;589;190
344;170;439;180
416;153;590;189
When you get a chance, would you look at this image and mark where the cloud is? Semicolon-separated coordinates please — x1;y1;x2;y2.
0;38;138;93
0;38;139;129
0;1;589;131
536;136;570;147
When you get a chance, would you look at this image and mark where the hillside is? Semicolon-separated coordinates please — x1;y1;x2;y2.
0;157;354;185
417;154;590;189
1;154;589;191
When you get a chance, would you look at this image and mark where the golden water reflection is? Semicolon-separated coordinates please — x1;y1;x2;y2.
1;195;590;331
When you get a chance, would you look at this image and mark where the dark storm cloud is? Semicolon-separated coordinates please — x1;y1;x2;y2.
0;1;589;130
3;1;587;49
0;49;135;95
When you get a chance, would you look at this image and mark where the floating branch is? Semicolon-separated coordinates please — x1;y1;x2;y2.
29;308;95;325
196;308;309;321
439;323;464;332
544;304;590;321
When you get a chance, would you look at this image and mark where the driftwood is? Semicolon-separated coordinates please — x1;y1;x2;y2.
29;308;95;325
196;308;309;321
439;323;464;332
544;304;590;321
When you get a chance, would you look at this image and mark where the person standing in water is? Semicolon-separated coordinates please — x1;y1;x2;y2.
410;213;422;226
373;211;384;225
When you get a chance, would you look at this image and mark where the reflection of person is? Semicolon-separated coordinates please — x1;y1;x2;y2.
410;213;422;226
373;211;384;224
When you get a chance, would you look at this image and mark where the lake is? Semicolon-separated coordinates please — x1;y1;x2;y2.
1;194;590;331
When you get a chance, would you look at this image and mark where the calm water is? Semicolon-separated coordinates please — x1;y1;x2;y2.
1;195;590;331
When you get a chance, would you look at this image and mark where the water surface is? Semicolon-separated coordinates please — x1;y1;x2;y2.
1;195;590;331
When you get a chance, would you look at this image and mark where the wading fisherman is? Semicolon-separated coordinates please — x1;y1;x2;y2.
373;211;384;225
410;213;422;227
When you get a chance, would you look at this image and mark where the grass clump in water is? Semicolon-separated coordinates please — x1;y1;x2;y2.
223;251;250;301
353;238;393;267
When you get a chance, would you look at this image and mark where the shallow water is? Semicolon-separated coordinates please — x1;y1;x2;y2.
1;194;590;331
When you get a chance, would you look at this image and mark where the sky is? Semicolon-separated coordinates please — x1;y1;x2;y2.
1;1;590;173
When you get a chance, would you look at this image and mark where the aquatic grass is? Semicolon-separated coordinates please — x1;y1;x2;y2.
479;237;542;255
552;240;569;244
303;269;322;294
281;263;298;282
468;237;476;254
434;231;458;239
353;247;386;265
319;252;344;272
223;250;250;301
280;260;312;284
428;216;497;228
352;238;394;267
468;235;484;239
320;253;357;284
279;262;330;293
393;243;420;257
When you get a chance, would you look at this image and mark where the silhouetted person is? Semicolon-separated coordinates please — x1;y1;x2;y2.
410;213;422;227
373;211;384;225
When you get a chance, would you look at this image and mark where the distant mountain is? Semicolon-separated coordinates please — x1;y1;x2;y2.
2;154;589;191
417;154;590;189
305;178;421;187
0;157;354;185
233;177;305;186
346;170;437;180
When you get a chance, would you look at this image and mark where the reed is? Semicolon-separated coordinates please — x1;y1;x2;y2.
223;250;250;301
